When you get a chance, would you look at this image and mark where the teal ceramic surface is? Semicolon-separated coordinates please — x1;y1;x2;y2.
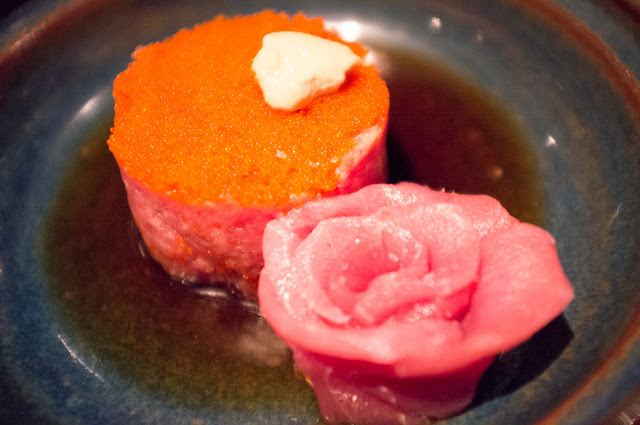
1;1;639;424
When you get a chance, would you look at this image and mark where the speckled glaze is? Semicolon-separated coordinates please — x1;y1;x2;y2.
0;1;639;425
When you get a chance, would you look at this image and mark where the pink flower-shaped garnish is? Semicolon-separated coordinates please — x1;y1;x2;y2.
258;183;574;424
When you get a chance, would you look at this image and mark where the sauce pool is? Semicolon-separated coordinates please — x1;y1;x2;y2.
41;46;543;416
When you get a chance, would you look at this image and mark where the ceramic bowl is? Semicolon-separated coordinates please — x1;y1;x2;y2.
1;1;639;424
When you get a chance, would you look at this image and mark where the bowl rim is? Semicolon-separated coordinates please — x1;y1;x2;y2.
1;0;639;424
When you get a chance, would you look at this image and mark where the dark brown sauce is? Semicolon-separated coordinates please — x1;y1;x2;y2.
382;46;543;225
41;47;543;416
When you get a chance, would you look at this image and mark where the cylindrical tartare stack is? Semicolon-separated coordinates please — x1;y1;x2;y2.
107;11;389;298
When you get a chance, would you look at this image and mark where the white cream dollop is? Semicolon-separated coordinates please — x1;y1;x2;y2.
252;31;361;112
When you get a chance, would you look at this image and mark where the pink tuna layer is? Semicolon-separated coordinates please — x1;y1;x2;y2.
294;350;494;424
118;124;387;298
258;183;574;422
259;183;574;374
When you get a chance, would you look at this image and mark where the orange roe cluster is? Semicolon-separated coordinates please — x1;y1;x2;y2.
108;11;389;207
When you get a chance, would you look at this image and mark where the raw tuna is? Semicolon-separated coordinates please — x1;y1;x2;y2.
107;11;389;298
258;183;574;424
119;125;386;298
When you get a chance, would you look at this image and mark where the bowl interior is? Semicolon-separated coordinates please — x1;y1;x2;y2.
1;1;639;424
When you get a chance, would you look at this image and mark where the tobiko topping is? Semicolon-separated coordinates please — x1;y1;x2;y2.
258;183;574;424
107;11;388;208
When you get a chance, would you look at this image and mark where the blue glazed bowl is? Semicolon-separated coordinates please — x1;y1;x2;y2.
1;1;639;424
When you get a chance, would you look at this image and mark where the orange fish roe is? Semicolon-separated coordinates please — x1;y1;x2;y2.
108;11;389;207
